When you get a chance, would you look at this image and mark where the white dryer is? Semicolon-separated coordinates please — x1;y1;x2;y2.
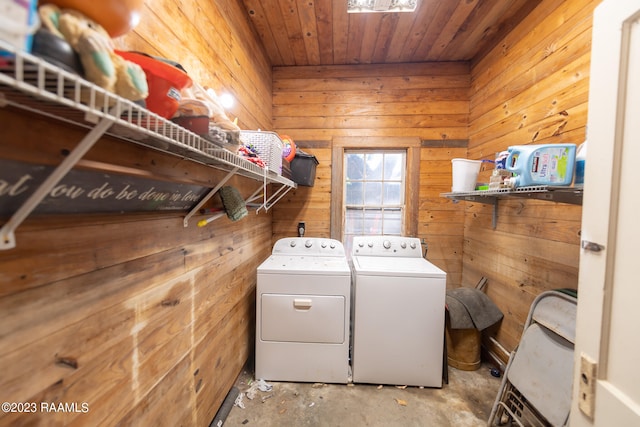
350;235;446;387
255;237;351;384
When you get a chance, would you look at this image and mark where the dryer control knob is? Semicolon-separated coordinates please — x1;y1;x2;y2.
400;242;407;249
330;242;336;249
290;240;297;247
383;240;391;249
321;241;327;248
358;242;364;247
368;242;374;248
410;242;417;249
305;240;313;248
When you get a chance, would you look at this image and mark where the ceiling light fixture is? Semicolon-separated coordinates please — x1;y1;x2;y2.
219;92;235;110
347;0;418;13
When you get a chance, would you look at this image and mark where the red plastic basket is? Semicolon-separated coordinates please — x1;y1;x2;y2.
116;50;192;119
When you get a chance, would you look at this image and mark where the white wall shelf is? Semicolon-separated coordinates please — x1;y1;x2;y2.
0;42;295;249
441;185;583;228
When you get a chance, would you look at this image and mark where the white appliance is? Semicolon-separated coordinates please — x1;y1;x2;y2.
255;237;351;384
350;235;446;387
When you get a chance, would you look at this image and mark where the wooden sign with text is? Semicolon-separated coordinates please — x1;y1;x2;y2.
0;159;210;215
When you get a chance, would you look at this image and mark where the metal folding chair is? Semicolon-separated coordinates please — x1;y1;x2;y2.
488;290;577;427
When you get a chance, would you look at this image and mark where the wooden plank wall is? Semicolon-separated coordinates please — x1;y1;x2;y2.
0;1;274;426
271;63;471;286
467;0;598;355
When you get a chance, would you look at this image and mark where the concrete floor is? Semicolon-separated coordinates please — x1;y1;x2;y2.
223;363;501;427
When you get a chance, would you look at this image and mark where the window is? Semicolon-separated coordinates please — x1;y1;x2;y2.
343;150;406;253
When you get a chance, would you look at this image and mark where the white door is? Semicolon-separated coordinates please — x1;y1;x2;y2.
570;1;640;425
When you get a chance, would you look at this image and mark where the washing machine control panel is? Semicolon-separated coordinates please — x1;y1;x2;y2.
352;236;423;257
273;237;345;256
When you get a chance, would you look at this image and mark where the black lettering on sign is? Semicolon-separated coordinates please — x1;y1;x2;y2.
0;159;210;215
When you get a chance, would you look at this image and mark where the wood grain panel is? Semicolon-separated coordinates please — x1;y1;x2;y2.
273;61;470;78
467;0;597;359
273;87;470;104
0;0;275;424
117;0;273;130
239;0;538;66
313;0;334;64
274;74;471;92
0;215;270;426
426;0;480;59
273;147;331;241
241;0;285;65
418;145;468;289
470;0;596;119
273;62;470;144
330;0;349;64
442;0;529;60
273;127;471;141
272;63;470;244
279;0;309;66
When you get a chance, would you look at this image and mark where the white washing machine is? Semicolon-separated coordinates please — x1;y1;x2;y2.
350;235;446;387
255;237;351;384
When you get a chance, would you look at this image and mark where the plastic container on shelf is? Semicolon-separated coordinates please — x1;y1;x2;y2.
505;144;576;187
574;141;587;185
488;151;513;190
291;149;319;187
115;51;192;119
451;158;481;192
489;169;512;190
280;134;296;162
0;0;38;57
40;0;144;37
239;130;284;174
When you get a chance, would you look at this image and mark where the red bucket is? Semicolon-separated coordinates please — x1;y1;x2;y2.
116;51;192;119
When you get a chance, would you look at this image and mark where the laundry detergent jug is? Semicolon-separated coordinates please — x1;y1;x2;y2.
505;144;576;187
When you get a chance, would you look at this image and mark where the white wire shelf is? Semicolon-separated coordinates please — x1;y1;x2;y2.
441;185;583;205
0;41;295;187
0;41;296;249
441;185;583;229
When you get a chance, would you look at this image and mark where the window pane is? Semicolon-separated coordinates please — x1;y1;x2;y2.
382;209;402;234
364;208;382;234
345;208;363;234
383;182;402;205
364;182;382;205
384;153;403;180
346;153;365;180
346;181;363;205
365;153;383;180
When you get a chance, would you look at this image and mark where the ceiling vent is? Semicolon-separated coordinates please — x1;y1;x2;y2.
347;0;419;13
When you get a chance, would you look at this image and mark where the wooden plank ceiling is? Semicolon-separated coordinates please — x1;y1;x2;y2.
240;0;542;66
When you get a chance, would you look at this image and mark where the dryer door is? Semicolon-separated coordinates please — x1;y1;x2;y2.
260;294;346;344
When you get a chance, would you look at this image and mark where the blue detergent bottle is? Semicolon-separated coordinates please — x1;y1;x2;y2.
505;144;576;187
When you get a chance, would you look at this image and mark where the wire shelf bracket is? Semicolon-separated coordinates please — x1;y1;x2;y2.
1;115;116;249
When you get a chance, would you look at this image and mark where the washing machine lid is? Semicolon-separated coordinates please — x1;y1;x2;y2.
258;255;351;275
352;255;446;278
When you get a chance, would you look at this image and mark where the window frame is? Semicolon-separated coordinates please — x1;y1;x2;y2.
330;136;420;243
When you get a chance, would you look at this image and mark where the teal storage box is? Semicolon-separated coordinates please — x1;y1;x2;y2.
291;150;319;187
